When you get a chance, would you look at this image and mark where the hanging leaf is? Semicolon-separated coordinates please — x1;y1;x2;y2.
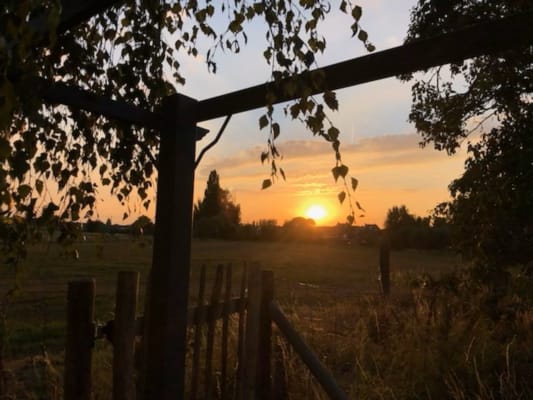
262;179;272;190
332;164;349;182
259;115;269;130
356;201;365;212
351;177;358;191
338;191;346;204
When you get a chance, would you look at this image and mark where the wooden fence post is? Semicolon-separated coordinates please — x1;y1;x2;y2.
379;234;391;296
113;271;139;400
64;279;95;400
220;264;233;400
235;265;248;400
143;93;198;400
205;265;224;400
243;266;262;399
257;270;273;400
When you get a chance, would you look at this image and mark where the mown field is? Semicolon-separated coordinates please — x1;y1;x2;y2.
2;235;531;399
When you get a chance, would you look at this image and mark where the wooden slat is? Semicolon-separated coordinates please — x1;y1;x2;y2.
269;302;349;400
205;265;224;400
257;271;274;400
113;271;139;400
235;265;248;400
64;279;95;400
243;266;262;399
220;265;233;400
197;11;533;122
191;265;207;400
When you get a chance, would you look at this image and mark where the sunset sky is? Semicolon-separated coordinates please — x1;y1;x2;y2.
101;0;470;227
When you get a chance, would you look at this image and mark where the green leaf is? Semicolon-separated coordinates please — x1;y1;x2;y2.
351;177;358;191
338;191;346;204
259;115;269;130
262;179;272;190
358;29;368;42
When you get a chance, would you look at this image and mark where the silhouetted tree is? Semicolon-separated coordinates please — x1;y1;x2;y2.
131;215;155;236
193;170;240;239
385;205;450;249
403;0;533;279
282;217;317;241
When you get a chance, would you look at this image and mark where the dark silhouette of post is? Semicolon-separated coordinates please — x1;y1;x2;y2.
143;93;198;400
379;234;391;296
64;279;95;400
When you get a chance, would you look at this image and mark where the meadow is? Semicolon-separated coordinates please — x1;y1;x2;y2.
1;235;531;399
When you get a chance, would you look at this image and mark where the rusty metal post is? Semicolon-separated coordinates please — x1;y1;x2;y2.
143;93;198;400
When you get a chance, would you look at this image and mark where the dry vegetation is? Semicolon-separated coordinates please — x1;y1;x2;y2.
0;235;531;399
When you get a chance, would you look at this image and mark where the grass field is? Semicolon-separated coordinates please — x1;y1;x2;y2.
2;235;531;399
0;235;462;357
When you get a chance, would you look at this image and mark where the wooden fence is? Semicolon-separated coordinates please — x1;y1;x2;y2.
63;262;365;400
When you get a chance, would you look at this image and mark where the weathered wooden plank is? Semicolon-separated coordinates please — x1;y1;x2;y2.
235;265;248;400
197;11;533;122
64;279;95;400
142;94;197;400
113;271;139;400
269;302;349;400
205;265;224;400
243;265;262;399
36;78;162;130
191;265;207;400
220;264;233;400
257;271;274;400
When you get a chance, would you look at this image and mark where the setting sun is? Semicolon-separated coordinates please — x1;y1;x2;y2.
305;205;327;222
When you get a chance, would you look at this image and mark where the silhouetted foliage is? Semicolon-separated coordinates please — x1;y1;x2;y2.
384;205;451;250
131;215;155;236
282;217;317;241
403;0;533;279
193;171;240;239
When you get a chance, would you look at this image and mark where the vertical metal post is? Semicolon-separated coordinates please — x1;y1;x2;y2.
143;93;198;400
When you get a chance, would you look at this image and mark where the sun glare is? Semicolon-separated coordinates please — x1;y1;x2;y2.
305;205;327;222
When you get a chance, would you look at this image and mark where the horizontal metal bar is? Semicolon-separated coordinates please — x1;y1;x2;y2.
197;11;533;122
